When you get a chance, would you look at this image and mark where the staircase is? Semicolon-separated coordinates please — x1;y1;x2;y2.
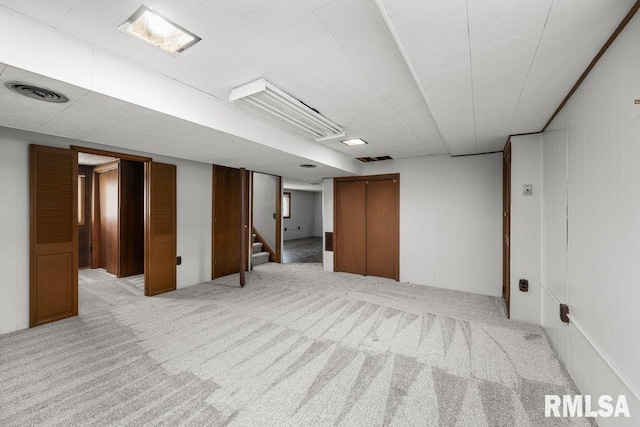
251;233;270;266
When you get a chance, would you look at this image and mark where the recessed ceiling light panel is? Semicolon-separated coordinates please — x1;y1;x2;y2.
342;138;368;146
119;5;201;54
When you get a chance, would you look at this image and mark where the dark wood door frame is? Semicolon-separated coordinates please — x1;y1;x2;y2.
249;171;283;264
503;141;512;318
72;145;154;286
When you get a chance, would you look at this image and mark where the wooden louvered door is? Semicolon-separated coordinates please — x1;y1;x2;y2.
30;144;78;328
145;162;177;296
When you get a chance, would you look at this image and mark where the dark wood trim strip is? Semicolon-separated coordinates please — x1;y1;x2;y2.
275;176;282;263
252;226;276;262
451;150;504;158
71;146;152;163
334;173;398;183
240;168;247;288
542;0;640;132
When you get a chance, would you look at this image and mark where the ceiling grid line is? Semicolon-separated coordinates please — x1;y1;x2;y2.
307;4;433;157
465;0;478;153
505;0;556;135
373;0;453;156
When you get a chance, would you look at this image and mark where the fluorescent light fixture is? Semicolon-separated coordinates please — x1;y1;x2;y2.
119;5;201;54
342;138;368;146
230;79;345;142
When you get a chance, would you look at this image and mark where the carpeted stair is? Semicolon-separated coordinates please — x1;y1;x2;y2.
251;233;270;266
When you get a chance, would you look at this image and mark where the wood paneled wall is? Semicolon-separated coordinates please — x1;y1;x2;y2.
92;160;145;278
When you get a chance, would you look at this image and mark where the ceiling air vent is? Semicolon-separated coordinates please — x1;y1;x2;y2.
4;81;69;103
357;156;393;163
230;79;345;142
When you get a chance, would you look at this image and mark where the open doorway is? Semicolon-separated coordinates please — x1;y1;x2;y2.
29;144;177;328
78;152;145;293
251;172;281;267
282;186;323;264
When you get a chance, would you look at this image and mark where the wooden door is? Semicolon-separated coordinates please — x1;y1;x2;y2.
212;165;243;279
334;180;366;275
97;166;118;274
145;162;177;296
503;142;512;318
29;144;78;327
366;177;399;280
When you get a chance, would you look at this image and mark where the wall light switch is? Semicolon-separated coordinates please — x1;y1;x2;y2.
523;184;533;196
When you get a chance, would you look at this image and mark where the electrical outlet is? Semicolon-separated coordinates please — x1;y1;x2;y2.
519;279;529;292
523;184;533;196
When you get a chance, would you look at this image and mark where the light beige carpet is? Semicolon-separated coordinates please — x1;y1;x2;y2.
0;264;590;426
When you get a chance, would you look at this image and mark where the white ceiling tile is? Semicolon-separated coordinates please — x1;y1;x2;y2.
473;83;521;107
472;62;530;93
265;64;324;96
147;0;209;20
61;0;139;27
180;1;263;54
57;9;145;59
0;10;9;62
243;0;325;49
386;0;468;48
232;38;294;74
407;36;471;76
470;30;542;72
540;0;634;44
221;0;270;16
285;32;351;73
468;0;552;49
312;62;370;93
314;0;388;44
304;0;335;11
179;44;243;78
0;0;70;27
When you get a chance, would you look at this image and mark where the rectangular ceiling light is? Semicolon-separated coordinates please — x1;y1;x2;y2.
119;6;201;54
342;138;368;146
230;79;345;142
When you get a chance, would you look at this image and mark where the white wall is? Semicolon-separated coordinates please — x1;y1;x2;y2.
283;190;317;241
252;173;277;250
313;192;323;237
348;154;503;296
540;12;640;423
0;127;212;335
322;179;334;271
509;135;543;324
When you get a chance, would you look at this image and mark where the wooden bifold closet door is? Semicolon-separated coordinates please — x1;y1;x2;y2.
334;174;399;281
30;144;78;327
145;162;177;296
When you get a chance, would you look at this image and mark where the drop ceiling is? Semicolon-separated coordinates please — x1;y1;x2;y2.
0;0;635;161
